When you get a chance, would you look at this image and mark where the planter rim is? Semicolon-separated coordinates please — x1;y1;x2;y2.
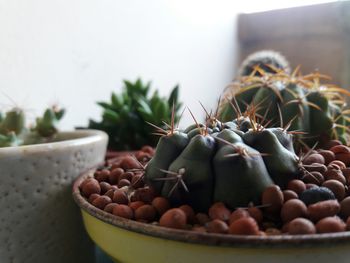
0;129;108;155
73;170;350;249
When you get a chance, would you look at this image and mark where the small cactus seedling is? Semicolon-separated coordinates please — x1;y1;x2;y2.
0;105;65;147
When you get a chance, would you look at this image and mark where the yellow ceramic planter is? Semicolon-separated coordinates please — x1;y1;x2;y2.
73;171;350;263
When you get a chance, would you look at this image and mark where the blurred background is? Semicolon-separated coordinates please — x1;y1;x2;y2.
0;0;349;129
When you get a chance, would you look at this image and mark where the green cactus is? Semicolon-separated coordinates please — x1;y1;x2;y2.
220;53;350;148
0;106;64;148
145;108;300;212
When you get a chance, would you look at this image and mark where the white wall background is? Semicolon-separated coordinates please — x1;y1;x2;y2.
0;0;239;129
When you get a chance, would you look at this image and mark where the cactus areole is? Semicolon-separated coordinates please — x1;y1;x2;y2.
145;111;301;212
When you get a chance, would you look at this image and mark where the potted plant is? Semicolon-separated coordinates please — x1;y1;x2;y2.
0;106;108;263
87;78;182;158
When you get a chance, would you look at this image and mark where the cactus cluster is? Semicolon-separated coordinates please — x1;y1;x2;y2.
0;106;65;147
220;52;350;148
88;78;182;151
144;107;301;212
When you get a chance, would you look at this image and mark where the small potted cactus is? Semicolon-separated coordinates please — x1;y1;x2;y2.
0;106;108;263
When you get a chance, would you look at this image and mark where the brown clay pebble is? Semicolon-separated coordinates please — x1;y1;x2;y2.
100;182;111;194
247;207;263;224
305;164;327;174
94;169;110;182
283;190;298;201
88;193;100;204
109;168;124;185
329;160;346;170
82;179;101;197
119;172;133;182
323;169;346;185
340;197;350;218
112;204;134;219
159;208;187;229
342;168;350;180
335;153;350;167
104;203;118;213
330;145;350;154
129;201;145;211
208;202;231;221
318;150;335;165
316;216;346;233
228;217;260;235
131;187;155;203
324;140;342;150
104;189;115;199
229;208;250;225
118;179;131;188
112;189;129;204
152;197;170;216
287;180;306;195
120;156;142;170
347;217;350;231
135;204;157;222
206;219;229;234
288;218;316;235
281;199;307;223
322;180;345;201
196;213;210;226
131;173;144;189
302;171;324;185
307;200;340;222
179;205;196;224
92;195;112;210
303;154;325;165
141;145;155;155
262;185;284;214
135;151;152;163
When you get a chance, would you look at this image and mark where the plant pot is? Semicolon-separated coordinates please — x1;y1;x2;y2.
0;130;108;263
73;170;350;263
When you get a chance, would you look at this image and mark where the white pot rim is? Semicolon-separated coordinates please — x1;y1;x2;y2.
0;129;108;155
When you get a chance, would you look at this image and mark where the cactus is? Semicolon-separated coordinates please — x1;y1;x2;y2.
0;106;65;147
88;78;182;150
220;52;350;148
145;107;300;212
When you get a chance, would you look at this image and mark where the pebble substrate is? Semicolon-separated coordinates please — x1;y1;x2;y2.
80;142;350;236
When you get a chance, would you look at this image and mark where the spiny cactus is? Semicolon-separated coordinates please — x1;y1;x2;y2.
238;50;291;77
0;106;65;147
88;78;182;151
145;106;301;212
221;58;350;148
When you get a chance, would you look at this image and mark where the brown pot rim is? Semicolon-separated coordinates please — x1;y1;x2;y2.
73;170;350;249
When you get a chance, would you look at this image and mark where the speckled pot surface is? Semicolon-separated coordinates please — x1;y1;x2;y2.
0;130;108;263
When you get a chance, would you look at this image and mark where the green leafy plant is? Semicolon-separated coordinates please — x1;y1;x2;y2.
88;78;182;150
0;106;65;147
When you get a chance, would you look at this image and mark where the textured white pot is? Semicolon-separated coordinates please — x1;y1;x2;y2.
0;130;108;263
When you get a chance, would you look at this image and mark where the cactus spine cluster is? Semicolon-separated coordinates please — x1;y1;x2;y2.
145;106;300;212
0;106;65;147
220;51;350;148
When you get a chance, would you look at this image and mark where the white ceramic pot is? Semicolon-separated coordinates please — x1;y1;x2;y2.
0;130;108;263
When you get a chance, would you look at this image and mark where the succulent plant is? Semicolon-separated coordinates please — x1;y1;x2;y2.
0;106;65;147
238;50;291;77
88;78;182;151
145;106;301;212
220;53;350;148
